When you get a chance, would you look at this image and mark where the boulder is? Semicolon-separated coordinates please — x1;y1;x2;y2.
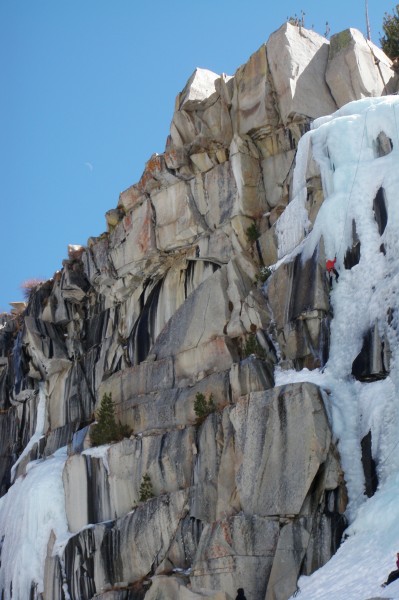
190;151;215;173
60;262;90;303
267;23;337;124
326;28;397;108
173;336;238;385
83;234;115;287
105;208;124;229
138;153;180;195
229;358;274;402
118;184;145;212
67;244;85;261
169;70;233;149
179;69;220;111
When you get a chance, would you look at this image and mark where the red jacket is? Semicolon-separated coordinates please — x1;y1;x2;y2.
326;258;337;273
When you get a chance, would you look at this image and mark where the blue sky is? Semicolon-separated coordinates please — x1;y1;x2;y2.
0;0;392;311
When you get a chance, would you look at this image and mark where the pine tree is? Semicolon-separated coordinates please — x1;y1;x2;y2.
90;392;131;446
194;392;208;419
139;472;154;502
380;5;399;59
194;392;216;423
243;334;267;359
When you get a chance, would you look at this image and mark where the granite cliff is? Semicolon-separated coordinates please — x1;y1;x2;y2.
0;23;398;600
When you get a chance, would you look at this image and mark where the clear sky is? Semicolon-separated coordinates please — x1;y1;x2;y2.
0;0;392;311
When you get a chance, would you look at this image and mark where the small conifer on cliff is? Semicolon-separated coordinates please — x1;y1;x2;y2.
90;392;132;446
139;472;154;502
194;392;216;423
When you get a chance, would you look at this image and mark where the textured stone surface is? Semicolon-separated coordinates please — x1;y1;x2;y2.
232;383;332;516
114;371;230;433
152;181;205;251
63;491;189;598
266;244;330;369
231;44;278;135
265;519;312;600
326;28;397;108
267;23;337;124
145;576;229;599
179;68;220;111
351;323;390;381
4;21;390;600
152;268;230;358
169;70;233;149
191;515;279;600
110;199;157;275
64;431;195;532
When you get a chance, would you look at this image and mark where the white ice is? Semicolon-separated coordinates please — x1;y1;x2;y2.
0;448;69;599
273;96;399;599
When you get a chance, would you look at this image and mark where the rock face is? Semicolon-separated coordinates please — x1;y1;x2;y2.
326;28;397;107
0;22;395;600
267;24;337;123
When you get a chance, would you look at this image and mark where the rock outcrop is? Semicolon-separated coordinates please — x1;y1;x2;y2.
326;28;396;107
0;21;397;600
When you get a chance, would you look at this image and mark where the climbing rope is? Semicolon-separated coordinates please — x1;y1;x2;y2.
365;39;389;96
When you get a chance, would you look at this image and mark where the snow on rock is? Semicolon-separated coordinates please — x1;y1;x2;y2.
0;448;68;599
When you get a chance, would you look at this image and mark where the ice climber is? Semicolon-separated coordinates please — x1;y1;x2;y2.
382;553;399;587
235;589;247;600
326;257;339;287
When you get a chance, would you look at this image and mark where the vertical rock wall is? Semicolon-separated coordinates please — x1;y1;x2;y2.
0;22;396;600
